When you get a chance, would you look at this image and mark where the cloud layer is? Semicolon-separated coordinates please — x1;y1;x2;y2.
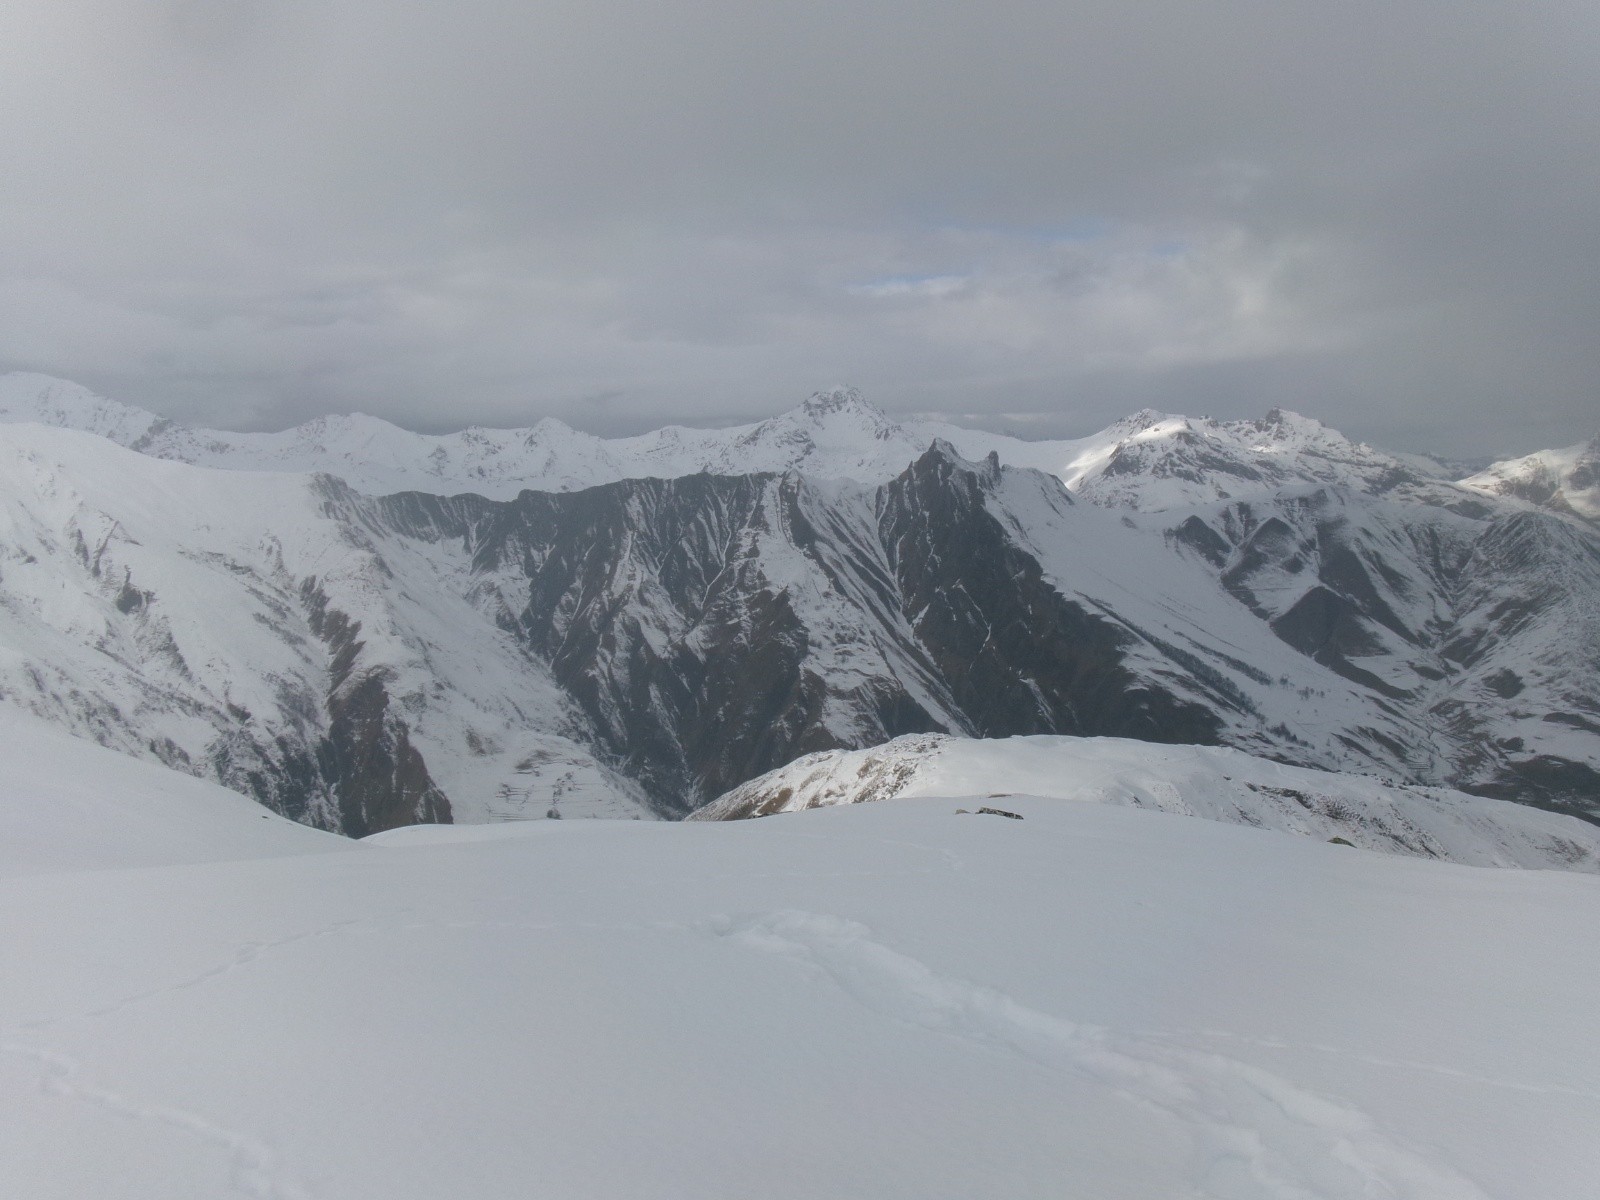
2;1;1596;454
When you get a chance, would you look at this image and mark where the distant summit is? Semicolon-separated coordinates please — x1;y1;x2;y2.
799;386;881;419
0;371;1521;514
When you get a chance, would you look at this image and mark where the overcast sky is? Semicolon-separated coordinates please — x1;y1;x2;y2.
1;1;1596;456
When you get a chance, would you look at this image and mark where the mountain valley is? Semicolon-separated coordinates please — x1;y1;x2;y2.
1;373;1595;831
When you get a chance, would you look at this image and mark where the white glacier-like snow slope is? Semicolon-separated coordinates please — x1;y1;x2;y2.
696;732;1600;872
2;754;1599;1199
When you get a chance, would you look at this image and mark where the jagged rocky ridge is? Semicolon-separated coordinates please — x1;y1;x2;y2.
0;377;1597;827
356;447;1229;815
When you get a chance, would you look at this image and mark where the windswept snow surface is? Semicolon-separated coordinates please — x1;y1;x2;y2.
696;733;1600;872
3;767;1599;1199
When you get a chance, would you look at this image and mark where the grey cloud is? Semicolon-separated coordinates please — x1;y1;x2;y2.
0;0;1595;455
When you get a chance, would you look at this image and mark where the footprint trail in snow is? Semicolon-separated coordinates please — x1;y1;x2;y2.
713;909;1491;1200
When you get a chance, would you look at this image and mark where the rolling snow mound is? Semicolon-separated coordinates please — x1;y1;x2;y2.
696;733;1600;871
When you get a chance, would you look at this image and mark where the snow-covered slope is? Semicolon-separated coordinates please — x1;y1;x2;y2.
946;406;1465;512
695;732;1600;871
0;422;654;830
0;707;344;878
1460;436;1600;523
4;768;1599;1199
1144;481;1600;812
0;374;170;447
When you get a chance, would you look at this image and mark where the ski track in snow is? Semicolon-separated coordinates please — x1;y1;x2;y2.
712;909;1492;1200
13;915;696;1038
0;922;369;1199
1154;1028;1600;1104
0;913;693;1200
0;1043;315;1200
14;918;368;1035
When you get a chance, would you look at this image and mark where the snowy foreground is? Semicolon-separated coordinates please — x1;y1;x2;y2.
4;725;1600;1198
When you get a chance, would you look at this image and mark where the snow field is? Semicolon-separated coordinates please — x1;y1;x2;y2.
3;757;1599;1198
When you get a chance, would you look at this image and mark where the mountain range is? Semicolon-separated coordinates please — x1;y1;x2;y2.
1;371;1595;831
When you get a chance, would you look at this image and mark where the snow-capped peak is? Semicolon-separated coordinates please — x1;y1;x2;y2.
0;370;1550;517
1460;435;1600;523
0;372;167;447
1254;406;1326;433
525;414;582;441
799;385;883;421
732;386;898;454
1104;407;1188;438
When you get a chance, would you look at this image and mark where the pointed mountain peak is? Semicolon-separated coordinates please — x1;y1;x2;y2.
525;414;582;440
1234;408;1366;460
1123;407;1180;428
734;387;901;457
799;386;886;423
1104;408;1191;440
1250;408;1332;439
913;437;1001;482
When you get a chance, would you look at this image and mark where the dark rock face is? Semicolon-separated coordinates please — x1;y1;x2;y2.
299;578;451;835
315;668;451;836
184;574;454;836
360;447;1224;815
1168;516;1231;567
10;424;1599;828
207;732;327;828
337;442;1600;821
13;400;1596;832
1568;448;1599;493
1164;493;1600;822
877;447;1222;747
